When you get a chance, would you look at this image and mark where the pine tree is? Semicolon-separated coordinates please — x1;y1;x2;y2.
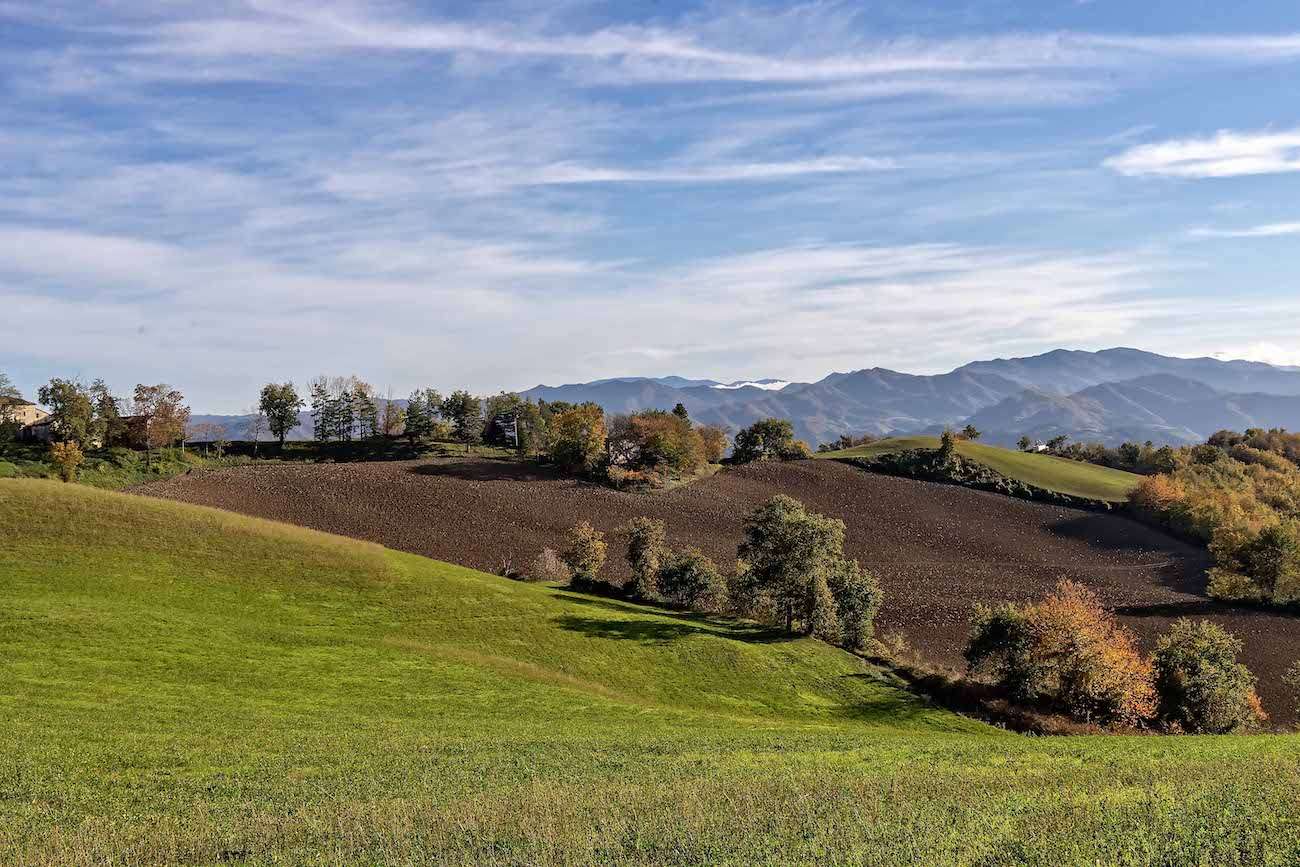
310;378;332;442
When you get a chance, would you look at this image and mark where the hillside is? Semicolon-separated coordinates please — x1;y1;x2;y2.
5;478;1300;864
135;457;1300;723
816;435;1143;502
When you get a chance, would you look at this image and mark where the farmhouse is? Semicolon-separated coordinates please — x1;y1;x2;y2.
1;397;52;441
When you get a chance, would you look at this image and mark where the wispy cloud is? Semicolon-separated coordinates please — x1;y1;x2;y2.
1190;221;1300;238
1106;128;1300;178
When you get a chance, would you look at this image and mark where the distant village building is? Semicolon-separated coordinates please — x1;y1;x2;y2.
1;398;53;442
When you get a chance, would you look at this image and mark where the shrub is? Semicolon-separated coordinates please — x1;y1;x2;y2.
1129;474;1186;517
776;439;812;461
1152;619;1265;733
561;521;607;589
658;547;727;612
624;517;668;600
528;548;570;583
0;460;16;479
48;441;85;483
966;581;1156;726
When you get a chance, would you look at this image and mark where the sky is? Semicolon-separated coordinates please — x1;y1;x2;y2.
3;0;1300;412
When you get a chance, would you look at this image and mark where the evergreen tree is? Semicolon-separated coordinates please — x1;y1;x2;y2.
441;390;483;452
310;378;332;442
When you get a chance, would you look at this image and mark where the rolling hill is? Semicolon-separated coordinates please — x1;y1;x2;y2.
815;435;1143;502
6;478;1300;863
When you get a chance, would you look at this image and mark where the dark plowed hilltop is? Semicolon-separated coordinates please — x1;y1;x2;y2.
136;458;1300;722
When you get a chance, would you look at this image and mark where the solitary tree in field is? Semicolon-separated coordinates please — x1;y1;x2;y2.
1017;436;1033;452
961;424;982;441
732;418;800;463
259;382;304;449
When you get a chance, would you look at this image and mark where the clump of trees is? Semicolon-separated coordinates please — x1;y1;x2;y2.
732;418;811;463
309;375;382;442
540;496;881;653
966;582;1265;731
1126;430;1300;607
604;409;728;487
817;432;878;453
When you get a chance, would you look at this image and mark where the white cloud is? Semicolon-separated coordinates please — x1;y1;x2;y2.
1105;128;1300;178
530;156;895;185
1189;222;1300;239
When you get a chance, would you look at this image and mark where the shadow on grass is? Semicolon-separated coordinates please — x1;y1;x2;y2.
552;591;792;644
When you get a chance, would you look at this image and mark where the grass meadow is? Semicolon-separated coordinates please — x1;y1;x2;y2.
817;435;1142;503
3;479;1298;865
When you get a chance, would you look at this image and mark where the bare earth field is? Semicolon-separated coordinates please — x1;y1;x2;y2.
136;457;1300;723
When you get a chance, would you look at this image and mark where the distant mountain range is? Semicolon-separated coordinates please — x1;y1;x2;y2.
521;348;1300;447
189;348;1300;447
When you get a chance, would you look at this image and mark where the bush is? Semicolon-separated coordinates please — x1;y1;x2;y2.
0;460;16;478
966;581;1156;726
528;548;570;583
658;547;727;612
1152;619;1265;733
49;441;85;483
561;521;607;589
624;517;668;600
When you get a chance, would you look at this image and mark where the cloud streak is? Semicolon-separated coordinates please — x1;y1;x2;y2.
1106;128;1300;178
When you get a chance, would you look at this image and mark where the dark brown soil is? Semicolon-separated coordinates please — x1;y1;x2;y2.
135;457;1300;723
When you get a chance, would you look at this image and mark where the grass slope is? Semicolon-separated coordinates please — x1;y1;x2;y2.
818;435;1142;502
3;479;1299;865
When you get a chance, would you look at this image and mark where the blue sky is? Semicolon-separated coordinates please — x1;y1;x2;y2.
3;0;1300;412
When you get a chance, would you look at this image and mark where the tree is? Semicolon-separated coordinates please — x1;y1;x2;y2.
333;386;355;441
310;377;333;442
89;379;126;446
37;378;97;446
380;388;404;438
1045;435;1070;452
732;418;802;463
698;425;729;463
659;547;727;612
133;384;190;468
960;424;982;441
403;389;433;444
441;390;483;452
735;495;871;642
828;558;882;651
1152;619;1265;733
672;402;690;425
244;408;267;457
354;382;379;439
259;382;304;448
624;517;668;600
547;404;606;473
49;441;84;483
561;521;607;590
1017;436;1033;452
0;371;19;401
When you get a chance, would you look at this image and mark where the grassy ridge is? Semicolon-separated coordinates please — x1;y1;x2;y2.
3;479;1299;864
817;435;1142;502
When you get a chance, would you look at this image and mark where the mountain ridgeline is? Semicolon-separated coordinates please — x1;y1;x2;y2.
522;349;1300;448
185;349;1300;447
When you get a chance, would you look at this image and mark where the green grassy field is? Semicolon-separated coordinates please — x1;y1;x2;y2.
3;479;1298;865
817;436;1143;502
